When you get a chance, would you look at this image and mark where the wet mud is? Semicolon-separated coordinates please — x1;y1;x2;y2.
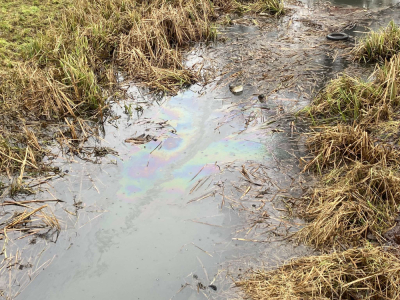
5;1;400;300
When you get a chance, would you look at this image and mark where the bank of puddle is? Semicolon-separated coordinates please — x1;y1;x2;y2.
9;2;400;300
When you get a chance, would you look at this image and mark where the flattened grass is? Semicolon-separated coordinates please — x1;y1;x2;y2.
237;246;400;300
304;125;399;171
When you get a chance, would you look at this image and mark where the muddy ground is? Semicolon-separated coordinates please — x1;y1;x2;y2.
1;0;400;299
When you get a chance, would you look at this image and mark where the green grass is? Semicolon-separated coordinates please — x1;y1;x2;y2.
353;20;400;63
0;0;71;68
305;53;400;125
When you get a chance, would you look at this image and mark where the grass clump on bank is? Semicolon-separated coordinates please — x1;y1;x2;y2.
298;162;400;248
307;53;400;125
353;20;400;63
292;24;400;251
297;50;400;249
254;0;284;15
298;125;400;248
303;125;399;171
237;246;400;300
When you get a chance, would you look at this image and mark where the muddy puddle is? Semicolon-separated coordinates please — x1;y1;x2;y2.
9;2;400;300
17;84;309;299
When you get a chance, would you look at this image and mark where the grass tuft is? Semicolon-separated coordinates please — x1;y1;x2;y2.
353;20;400;63
299;123;400;248
229;0;285;16
250;0;284;15
308;53;400;124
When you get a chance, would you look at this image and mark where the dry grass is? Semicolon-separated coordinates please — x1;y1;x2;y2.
298;55;400;249
303;125;399;171
297;162;400;248
293;36;400;251
0;129;50;191
234;0;285;15
117;0;215;91
370;119;400;144
237;246;400;300
298;124;400;248
352;20;400;63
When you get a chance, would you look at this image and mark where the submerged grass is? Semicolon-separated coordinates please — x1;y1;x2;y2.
353;20;400;63
237;246;400;300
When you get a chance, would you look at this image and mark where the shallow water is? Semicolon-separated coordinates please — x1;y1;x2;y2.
15;3;400;300
302;0;399;9
19;84;307;300
331;0;398;8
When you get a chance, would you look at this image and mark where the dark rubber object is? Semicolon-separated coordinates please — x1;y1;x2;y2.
326;32;349;41
208;285;217;291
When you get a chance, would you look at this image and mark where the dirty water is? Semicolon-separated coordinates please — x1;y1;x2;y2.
16;83;310;300
9;2;400;300
302;0;399;9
